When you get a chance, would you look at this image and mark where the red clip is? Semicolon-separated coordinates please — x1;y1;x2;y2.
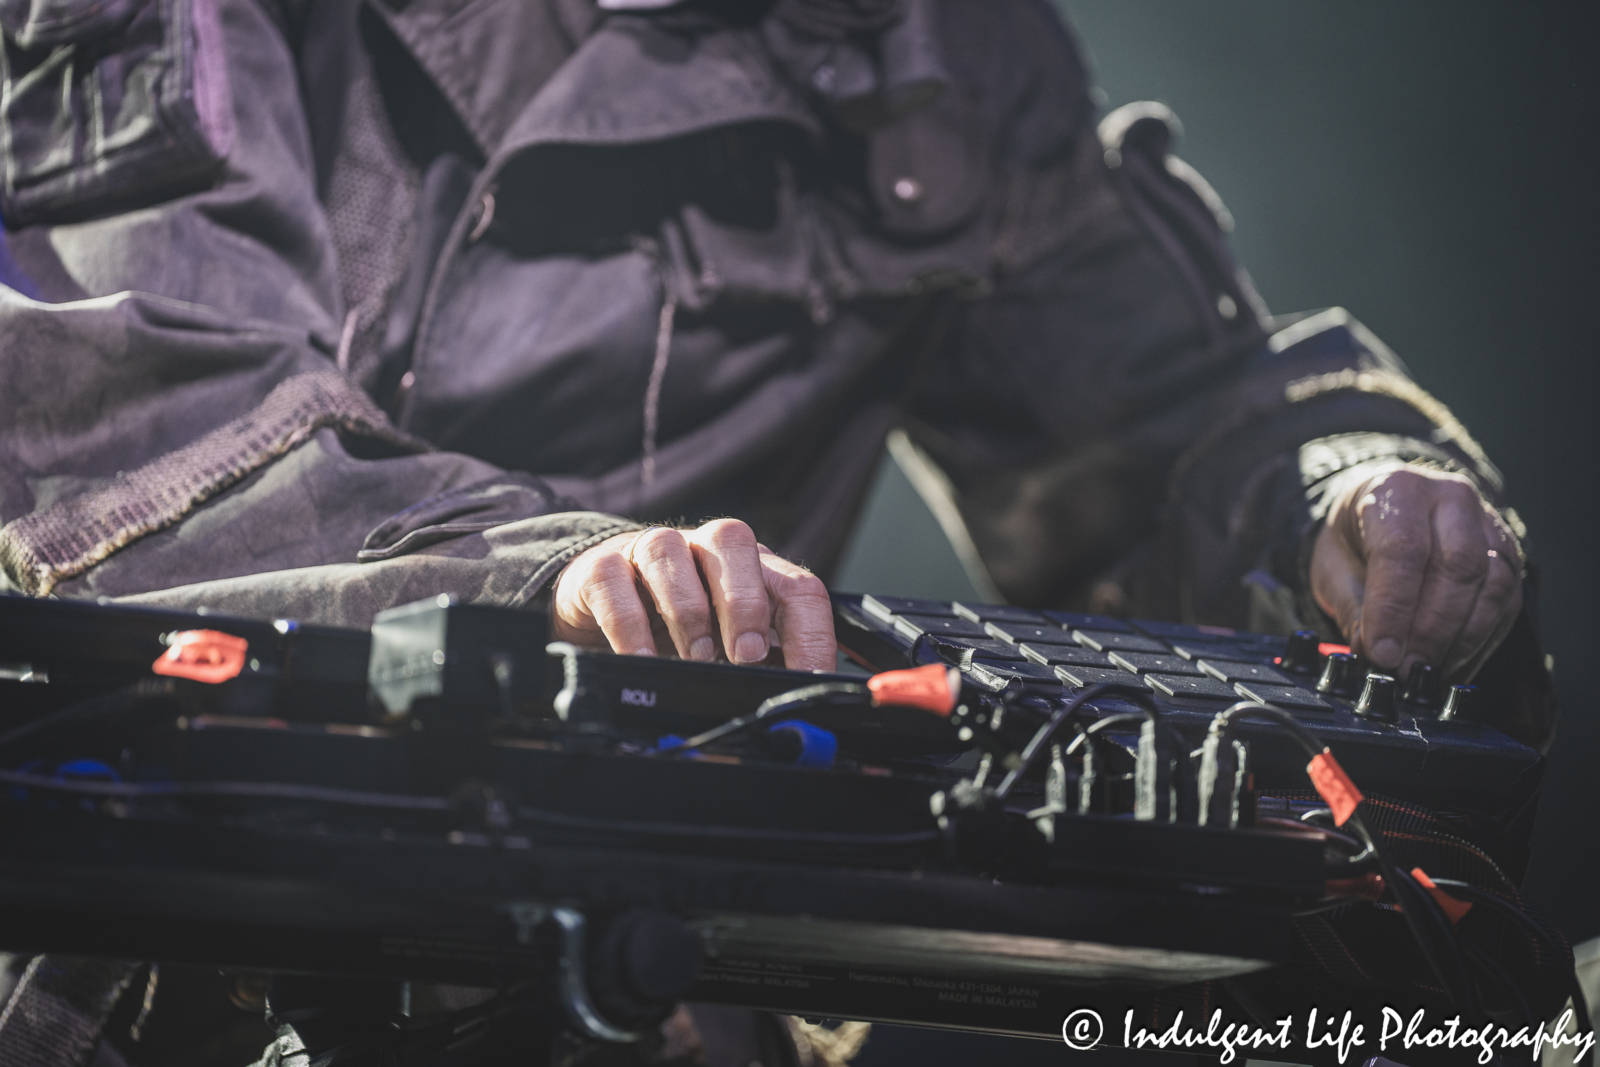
152;630;249;684
867;664;960;716
1410;867;1473;924
1306;748;1363;826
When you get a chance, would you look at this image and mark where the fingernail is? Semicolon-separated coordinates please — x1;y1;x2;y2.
689;636;715;662
1370;637;1402;668
734;631;768;664
633;647;655;658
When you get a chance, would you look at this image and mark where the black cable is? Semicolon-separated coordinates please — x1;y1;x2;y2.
0;679;175;756
1459;936;1536;1031
992;683;1159;802
1387;865;1484;1020
662;681;869;756
1216;702;1484;1019
1433;878;1594;1067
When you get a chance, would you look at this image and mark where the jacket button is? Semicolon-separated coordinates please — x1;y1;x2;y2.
1217;293;1238;320
892;177;923;203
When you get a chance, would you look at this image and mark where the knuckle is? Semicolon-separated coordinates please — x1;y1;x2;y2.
698;517;757;551
775;569;828;604
1437;546;1488;584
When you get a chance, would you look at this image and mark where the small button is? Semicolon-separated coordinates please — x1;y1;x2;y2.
892;177;924;203
1217;293;1238;320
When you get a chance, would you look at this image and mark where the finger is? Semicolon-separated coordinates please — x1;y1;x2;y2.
1310;519;1369;644
1443;548;1522;680
1440;514;1523;679
686;519;773;665
1354;475;1434;672
1397;484;1490;674
628;526;717;661
577;547;658;657
759;549;836;672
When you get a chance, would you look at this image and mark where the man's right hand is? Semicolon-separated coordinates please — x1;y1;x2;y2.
551;519;837;673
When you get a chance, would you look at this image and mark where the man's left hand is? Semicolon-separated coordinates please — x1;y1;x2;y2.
1310;465;1522;682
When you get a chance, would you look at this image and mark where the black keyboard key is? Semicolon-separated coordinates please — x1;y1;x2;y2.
1041;610;1132;633
1169;641;1272;664
1198;661;1295;686
1233;682;1337;715
952;602;1046;625
1144;674;1241;700
892;614;989;640
1020;644;1112;668
1071;630;1168;654
985;621;1076;645
1108;652;1203;676
1131;619;1242;641
861;594;956;622
1055;664;1142;688
940;637;1026;661
968;659;1062;685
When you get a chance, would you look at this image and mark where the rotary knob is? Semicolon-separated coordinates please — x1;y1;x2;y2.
1403;662;1442;711
1354;672;1399;723
1281;630;1322;674
1438;684;1479;722
1316;652;1359;698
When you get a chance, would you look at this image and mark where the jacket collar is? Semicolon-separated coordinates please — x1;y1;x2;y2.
371;0;818;161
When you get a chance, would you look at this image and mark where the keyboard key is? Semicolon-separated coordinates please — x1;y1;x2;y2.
1071;630;1168;654
862;595;955;622
1041;610;1132;633
1169;641;1272;664
892;614;989;640
1233;683;1337;715
1144;674;1241;700
1108;652;1203;676
985;621;1076;645
1198;661;1295;686
1055;665;1143;688
1131;619;1240;640
939;637;1026;661
952;602;1047;625
1020;644;1112;668
967;659;1062;685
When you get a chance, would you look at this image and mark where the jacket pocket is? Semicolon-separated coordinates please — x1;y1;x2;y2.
0;0;233;227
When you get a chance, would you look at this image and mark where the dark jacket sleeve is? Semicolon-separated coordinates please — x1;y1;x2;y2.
902;0;1551;747
0;0;637;628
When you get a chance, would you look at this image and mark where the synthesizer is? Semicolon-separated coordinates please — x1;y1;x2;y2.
0;591;1553;1058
